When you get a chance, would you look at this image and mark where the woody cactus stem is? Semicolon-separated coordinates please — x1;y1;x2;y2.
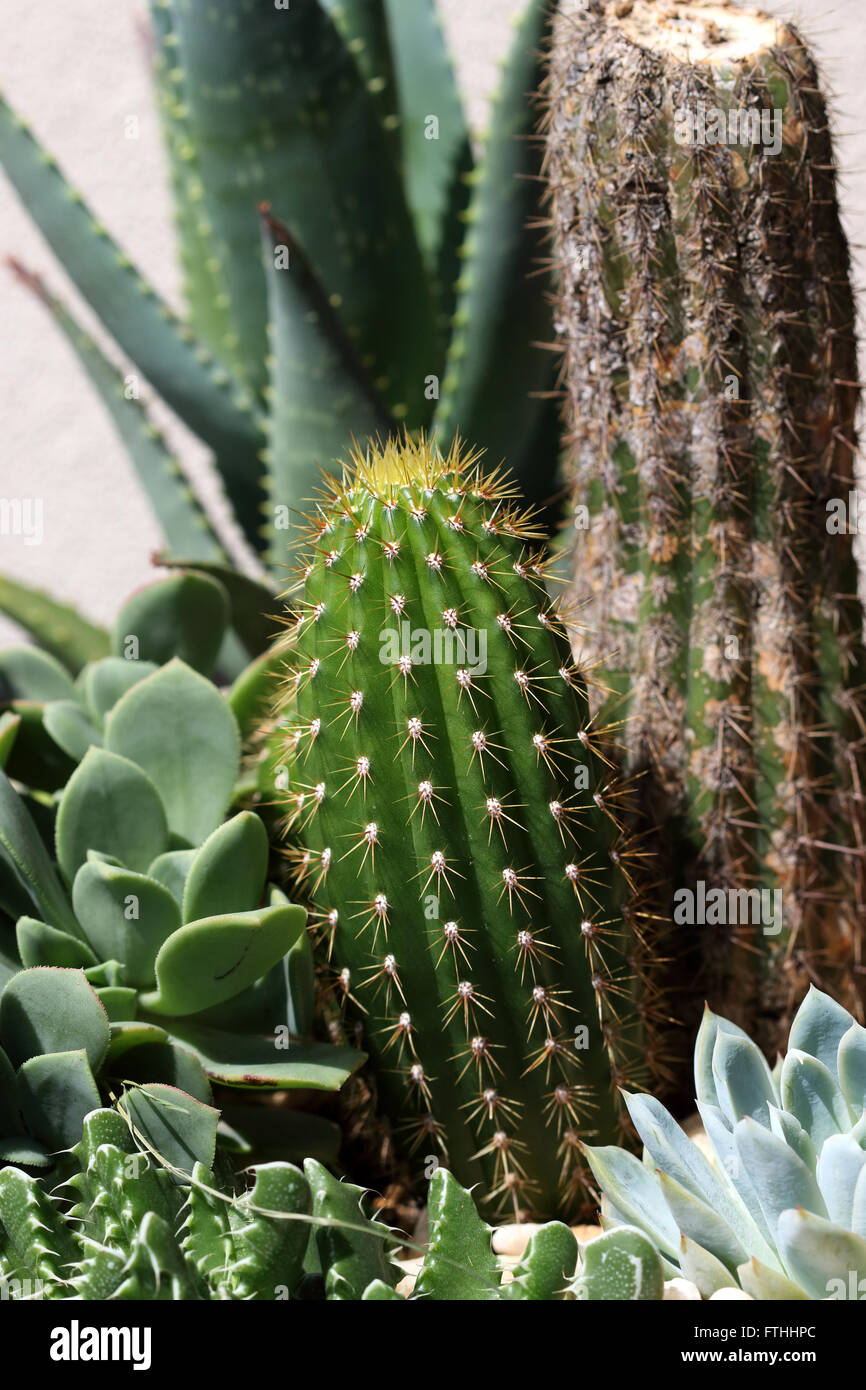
281;438;647;1220
546;0;866;1038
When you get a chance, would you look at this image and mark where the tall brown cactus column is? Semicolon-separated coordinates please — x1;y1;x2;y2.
546;0;866;1044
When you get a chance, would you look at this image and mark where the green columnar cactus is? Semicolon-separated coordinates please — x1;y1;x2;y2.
282;437;649;1221
0;1114;663;1300
0;0;563;666
585;985;866;1300
546;0;866;1037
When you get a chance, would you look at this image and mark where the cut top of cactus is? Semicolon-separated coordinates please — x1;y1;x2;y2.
608;0;784;63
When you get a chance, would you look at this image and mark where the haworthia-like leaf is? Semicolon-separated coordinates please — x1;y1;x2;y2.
572;1227;664;1301
229;1162;311;1300
8;260;225;564
433;0;558;506
502;1221;577;1300
0;97;265;543
106;661;240;847
414;1167;500;1301
55;747;169;881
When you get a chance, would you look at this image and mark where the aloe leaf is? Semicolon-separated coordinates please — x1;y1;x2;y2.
381;0;472;297
154;555;281;659
580;1143;680;1261
122;1081;219;1173
320;0;398;134
0;573;109;673
838;1020;866;1114
0;771;78;934
15;915;98;971
0;647;75;704
414;1167;500;1300
55;747;169;881
711;1028;778;1127
7;260;225;564
0;97;264;542
171;0;437;426
112;573;230;677
261;210;395;550
776;1207;866;1300
432;0;557;505
142;902;305;1016
733;1117;828;1238
780;1050;851;1149
148;0;235;357
72;861;181;988
17;1049;102;1149
182;812;268;924
105;661;240;847
150;1017;365;1091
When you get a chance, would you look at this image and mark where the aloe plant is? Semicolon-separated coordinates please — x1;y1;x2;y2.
0;1107;663;1300
585;985;866;1299
0;0;561;669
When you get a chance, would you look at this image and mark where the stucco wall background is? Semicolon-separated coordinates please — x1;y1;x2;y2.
1;1;863;646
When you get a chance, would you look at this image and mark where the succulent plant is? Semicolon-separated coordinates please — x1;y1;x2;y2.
585;985;866;1300
546;0;866;1036
0;626;361;1164
0;1106;663;1300
0;0;562;670
280;435;659;1222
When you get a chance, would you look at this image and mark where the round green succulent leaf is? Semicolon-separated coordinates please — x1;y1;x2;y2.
15;915;98;970
111;573;230;677
77;655;160;725
17;1047;102;1149
181;811;268;923
72;859;181;988
105;661;240;848
142;902;306;1017
56;746;169;880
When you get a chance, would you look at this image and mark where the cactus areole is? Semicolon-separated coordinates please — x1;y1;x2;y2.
280;439;650;1220
547;0;866;1037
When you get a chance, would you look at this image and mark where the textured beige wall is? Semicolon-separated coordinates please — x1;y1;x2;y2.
0;1;863;646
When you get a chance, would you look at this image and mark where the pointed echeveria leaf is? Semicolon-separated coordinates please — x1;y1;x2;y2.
838;1021;866;1115
780;1050;851;1150
776;1207;866;1300
711;1028;778;1127
788;985;854;1083
693;1004;756;1110
733;1117;828;1236
815;1132;866;1230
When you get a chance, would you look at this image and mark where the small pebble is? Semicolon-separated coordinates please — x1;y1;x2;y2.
664;1277;701;1300
710;1287;753;1300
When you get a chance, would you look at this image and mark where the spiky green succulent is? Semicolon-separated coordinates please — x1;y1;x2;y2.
546;0;866;1038
280;437;655;1221
0;1105;663;1300
0;576;360;1166
0;0;562;674
585;985;866;1300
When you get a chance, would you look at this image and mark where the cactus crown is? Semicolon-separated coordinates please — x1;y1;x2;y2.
280;437;658;1220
